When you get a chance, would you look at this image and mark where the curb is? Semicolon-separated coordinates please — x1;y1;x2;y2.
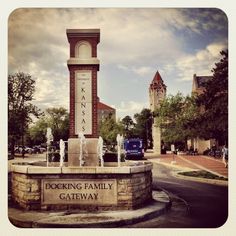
173;171;228;186
151;159;196;172
9;190;171;228
178;155;228;178
150;159;228;186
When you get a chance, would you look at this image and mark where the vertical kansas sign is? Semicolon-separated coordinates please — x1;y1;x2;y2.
75;70;92;135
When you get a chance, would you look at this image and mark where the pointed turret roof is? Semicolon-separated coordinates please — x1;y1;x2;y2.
151;71;162;84
149;70;166;90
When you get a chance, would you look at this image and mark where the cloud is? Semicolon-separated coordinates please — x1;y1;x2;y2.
169;41;227;82
132;66;155;77
115;101;149;119
8;8;228;118
117;64;155;77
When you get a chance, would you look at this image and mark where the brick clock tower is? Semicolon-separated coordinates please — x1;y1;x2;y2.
66;29;100;166
149;71;166;155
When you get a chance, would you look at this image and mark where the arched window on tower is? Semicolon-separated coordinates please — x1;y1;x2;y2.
75;41;92;58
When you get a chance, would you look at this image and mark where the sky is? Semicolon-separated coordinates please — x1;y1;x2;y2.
8;8;228;120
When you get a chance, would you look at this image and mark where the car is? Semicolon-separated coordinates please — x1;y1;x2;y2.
24;147;33;154
14;146;23;153
102;145;108;155
32;145;47;153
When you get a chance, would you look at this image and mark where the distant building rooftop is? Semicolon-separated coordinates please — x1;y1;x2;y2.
97;101;115;111
192;74;212;94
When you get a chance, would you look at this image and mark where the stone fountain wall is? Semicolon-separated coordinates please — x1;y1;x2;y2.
68;138;99;167
11;163;152;211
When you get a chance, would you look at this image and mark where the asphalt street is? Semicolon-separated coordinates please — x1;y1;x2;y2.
126;163;228;228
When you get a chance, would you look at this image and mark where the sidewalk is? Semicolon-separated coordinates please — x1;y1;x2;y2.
8;190;171;228
145;152;228;178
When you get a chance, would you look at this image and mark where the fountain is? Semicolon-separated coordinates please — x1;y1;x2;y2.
78;132;87;167
59;139;65;167
10;28;153;212
97;136;104;167
10;131;153;211
46;127;53;167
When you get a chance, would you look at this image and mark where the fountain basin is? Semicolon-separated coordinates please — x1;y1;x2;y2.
10;161;153;211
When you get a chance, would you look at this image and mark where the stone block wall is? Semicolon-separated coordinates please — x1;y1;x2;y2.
11;167;152;211
68;138;99;167
117;172;152;210
11;173;41;210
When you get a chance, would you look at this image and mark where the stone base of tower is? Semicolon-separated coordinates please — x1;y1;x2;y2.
152;124;161;155
68;138;99;167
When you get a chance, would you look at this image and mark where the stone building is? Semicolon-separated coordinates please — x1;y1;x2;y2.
149;71;166;154
187;74;215;153
192;74;212;95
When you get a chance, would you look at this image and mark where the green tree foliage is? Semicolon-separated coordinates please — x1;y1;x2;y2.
27;107;69;145
154;92;199;148
196;50;228;144
99;116;123;145
46;107;69;141
27;117;48;146
8;72;42;157
121;115;135;138
133;108;153;149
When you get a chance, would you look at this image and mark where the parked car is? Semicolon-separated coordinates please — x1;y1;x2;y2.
14;146;23;153
102;145;108;155
24;147;33;154
32;145;46;153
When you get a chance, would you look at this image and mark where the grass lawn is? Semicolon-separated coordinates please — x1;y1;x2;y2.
178;170;228;181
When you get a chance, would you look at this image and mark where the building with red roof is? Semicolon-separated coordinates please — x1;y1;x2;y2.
97;97;116;128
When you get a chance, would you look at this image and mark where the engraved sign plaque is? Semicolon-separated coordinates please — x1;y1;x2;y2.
41;179;117;205
75;70;92;135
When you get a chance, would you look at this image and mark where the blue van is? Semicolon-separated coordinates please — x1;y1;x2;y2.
124;138;144;159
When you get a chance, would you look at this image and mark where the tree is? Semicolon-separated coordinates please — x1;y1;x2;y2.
99;116;123;145
133;108;153;149
46;107;69;141
196;50;228;144
27;116;48;146
8;72;42;157
121;115;135;138
154;92;199;149
27;107;69;145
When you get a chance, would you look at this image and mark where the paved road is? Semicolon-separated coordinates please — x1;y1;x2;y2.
127;163;228;228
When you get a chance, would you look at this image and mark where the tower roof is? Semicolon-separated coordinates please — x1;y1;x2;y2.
66;28;100;43
151;71;163;84
149;70;166;90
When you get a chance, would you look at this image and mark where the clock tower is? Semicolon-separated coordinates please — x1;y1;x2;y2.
149;71;166;154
